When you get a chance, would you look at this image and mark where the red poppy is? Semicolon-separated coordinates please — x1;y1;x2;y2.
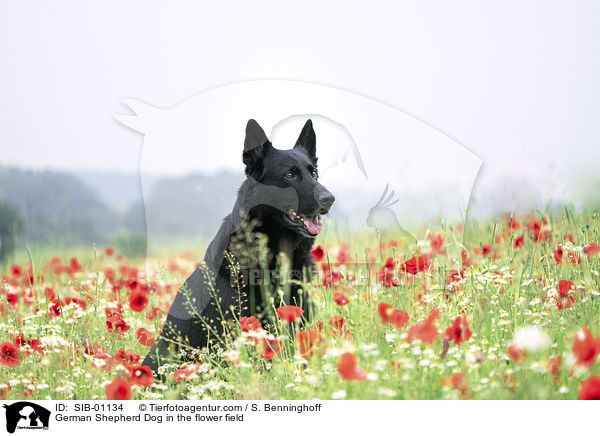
429;234;444;255
526;218;544;241
554;246;563;264
378;303;409;329
578;376;600;400
114;350;140;365
10;264;22;277
173;362;204;382
124;278;139;292
129;365;154;387
146;307;162;321
6;293;18;307
105;377;132;400
62;297;86;310
322;264;342;288
481;244;491;256
513;236;525;249
44;287;56;300
558;280;574;296
446;269;464;287
329;316;345;331
276;305;304;323
573;328;600;367
315;321;324;332
136;328;156;347
23;270;35;286
444;316;472;345
540;230;552;242
165;261;181;273
47;299;61;317
333;292;349;306
400;255;430;275
82;343;104;356
106;314;130;334
548;356;561;385
556;294;575;310
0;342;20;367
441;372;468;398
105;247;115;257
311;245;325;262
378;303;394;323
240;316;262;332
584;243;600;256
13;334;42;354
377;269;397;287
297;329;322;359
377;257;397;287
337;352;367;381
407;308;440;344
389;309;409;329
128;291;149;312
256;337;283;360
508;344;527;362
507;218;522;230
556;280;576;310
461;249;473;268
337;245;351;264
380;257;394;270
105;306;124;318
567;252;581;265
69;257;83;273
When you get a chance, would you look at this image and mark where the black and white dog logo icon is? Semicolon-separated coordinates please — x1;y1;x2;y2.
3;402;50;433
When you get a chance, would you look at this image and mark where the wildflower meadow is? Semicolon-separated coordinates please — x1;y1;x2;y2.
1;210;600;401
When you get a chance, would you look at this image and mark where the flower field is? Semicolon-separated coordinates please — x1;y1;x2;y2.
1;211;600;400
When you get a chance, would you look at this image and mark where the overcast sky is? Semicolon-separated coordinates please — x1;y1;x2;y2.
1;1;599;213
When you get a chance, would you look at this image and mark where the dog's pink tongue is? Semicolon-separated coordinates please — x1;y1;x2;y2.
304;216;323;235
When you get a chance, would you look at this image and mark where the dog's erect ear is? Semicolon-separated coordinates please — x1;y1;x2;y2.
243;119;272;177
294;119;316;160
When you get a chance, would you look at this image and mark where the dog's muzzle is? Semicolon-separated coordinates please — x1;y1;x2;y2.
316;187;335;214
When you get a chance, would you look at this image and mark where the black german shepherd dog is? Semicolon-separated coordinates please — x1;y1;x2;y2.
142;119;335;372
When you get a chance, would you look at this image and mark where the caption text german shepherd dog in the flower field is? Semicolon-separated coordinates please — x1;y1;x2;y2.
142;119;335;371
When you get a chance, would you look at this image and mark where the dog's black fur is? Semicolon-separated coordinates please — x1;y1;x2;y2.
142;119;334;372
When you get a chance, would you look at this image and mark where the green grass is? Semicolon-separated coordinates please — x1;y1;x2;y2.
1;209;599;400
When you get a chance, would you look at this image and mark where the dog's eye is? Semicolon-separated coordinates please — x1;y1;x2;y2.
312;171;318;179
284;171;294;180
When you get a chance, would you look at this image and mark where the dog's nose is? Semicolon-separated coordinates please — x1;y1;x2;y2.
317;191;335;213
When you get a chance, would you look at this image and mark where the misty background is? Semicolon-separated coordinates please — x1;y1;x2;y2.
0;1;599;259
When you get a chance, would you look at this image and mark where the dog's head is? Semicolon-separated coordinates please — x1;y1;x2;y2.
242;119;335;238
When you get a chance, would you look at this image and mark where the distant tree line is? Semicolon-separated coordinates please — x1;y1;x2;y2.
0;166;242;260
0;201;22;262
